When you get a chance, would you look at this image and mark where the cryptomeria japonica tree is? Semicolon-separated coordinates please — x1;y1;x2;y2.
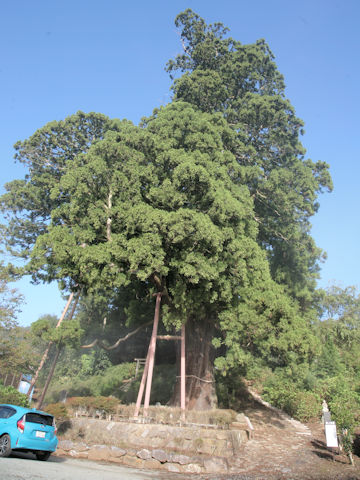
1;11;330;409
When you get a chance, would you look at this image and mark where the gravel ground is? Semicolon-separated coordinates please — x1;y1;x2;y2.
212;402;360;480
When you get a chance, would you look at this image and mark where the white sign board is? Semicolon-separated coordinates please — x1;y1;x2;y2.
18;380;31;395
325;421;338;448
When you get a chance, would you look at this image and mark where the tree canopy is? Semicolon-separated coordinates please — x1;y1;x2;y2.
1;111;118;266
166;9;332;305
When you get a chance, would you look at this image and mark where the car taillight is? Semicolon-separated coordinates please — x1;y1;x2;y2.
17;416;25;433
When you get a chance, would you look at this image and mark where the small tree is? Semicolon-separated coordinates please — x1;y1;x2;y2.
325;377;359;465
0;384;29;407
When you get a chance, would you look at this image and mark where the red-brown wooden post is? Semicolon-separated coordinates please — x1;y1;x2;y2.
143;293;162;416
180;323;186;419
134;293;162;417
133;348;151;417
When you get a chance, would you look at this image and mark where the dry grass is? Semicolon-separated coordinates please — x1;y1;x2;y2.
64;397;238;428
66;397;237;428
117;404;237;427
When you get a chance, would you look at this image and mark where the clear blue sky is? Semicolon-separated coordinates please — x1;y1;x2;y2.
1;0;359;326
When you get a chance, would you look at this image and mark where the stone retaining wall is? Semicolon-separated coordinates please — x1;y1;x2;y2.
56;417;251;474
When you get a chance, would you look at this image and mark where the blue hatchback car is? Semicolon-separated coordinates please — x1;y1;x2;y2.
0;404;58;461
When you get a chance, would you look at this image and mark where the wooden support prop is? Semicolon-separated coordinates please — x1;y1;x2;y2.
133;347;151;417
181;323;186;418
143;293;162;417
134;358;146;377
133;296;186;418
156;335;182;341
134;293;162;418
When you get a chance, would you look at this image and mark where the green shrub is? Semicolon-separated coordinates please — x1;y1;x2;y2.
79;351;112;377
44;362;137;403
262;374;297;412
0;385;29;407
67;396;120;415
94;363;137;397
323;377;360;427
262;370;322;422
45;403;69;421
288;391;322;422
44;402;71;435
320;377;360;462
87;396;119;414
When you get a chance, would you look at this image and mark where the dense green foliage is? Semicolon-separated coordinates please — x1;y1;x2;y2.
166;9;332;306
1;103;318;380
44;361;176;406
0;264;22;329
30;315;84;349
259;286;360;432
1;112;117;269
0;265;39;375
0;382;29;407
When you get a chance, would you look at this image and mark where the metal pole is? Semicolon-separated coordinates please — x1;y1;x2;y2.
180;323;186;419
143;293;161;416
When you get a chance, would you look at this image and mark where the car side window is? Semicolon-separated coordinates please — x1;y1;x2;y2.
0;406;16;419
25;412;53;426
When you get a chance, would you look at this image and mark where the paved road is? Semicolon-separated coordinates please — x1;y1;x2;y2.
0;454;193;480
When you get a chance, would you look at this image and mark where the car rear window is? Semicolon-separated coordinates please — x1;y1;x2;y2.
26;412;53;426
0;406;16;419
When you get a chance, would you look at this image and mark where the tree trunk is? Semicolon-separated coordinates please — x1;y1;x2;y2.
172;316;217;410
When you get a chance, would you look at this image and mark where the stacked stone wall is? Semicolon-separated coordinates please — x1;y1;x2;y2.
56;416;251;474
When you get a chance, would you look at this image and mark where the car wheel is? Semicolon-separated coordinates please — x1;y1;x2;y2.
0;434;12;457
35;451;51;461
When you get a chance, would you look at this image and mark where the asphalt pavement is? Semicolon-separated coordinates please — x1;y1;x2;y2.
0;454;191;480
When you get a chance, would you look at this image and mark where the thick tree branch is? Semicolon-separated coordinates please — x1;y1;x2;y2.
80;320;153;351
